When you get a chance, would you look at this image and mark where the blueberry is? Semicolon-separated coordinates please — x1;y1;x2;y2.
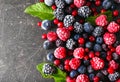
94;44;102;51
65;0;73;4
84;22;94;33
111;4;116;10
47;52;55;61
70;70;78;78
96;72;105;80
101;52;107;59
44;0;54;6
102;0;112;9
85;42;93;49
43;40;54;49
74;34;81;40
87;65;94;73
83;60;90;66
56;39;65;47
89;73;95;81
77;65;87;74
96;37;103;44
41;20;51;30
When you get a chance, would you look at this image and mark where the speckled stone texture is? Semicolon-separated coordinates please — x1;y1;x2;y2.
0;0;53;82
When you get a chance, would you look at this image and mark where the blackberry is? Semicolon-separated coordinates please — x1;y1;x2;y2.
54;8;65;21
84;22;94;33
101;70;108;76
73;22;83;34
85;41;93;49
112;53;119;60
63;15;75;27
108;72;120;81
56;39;65;47
78;6;91;18
65;6;72;14
92;26;104;37
42;63;56;75
58;64;64;70
87;65;94;73
55;0;65;8
66;38;76;50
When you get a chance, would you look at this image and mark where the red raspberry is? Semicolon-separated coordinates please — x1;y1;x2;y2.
74;0;86;8
90;57;105;70
69;58;81;70
47;31;57;41
95;15;108;27
116;45;120;55
56;28;70;41
107;21;120;33
64;65;71;71
54;47;66;59
73;47;85;59
76;74;89;82
109;60;119;70
103;32;116;45
66;76;76;82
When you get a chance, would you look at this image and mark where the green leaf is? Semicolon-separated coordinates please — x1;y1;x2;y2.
85;11;112;25
36;63;67;82
24;3;55;20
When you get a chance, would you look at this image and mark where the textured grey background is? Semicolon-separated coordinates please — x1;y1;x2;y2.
0;0;53;82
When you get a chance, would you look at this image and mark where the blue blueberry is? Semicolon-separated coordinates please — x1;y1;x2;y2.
65;0;73;4
83;60;90;66
44;0;54;6
77;65;87;74
85;42;93;49
41;20;51;30
84;22;94;33
94;44;102;51
74;34;81;40
47;52;55;61
102;0;112;9
89;73;95;81
96;37;103;44
70;70;78;78
43;40;53;49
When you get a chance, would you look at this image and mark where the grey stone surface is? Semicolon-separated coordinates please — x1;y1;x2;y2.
0;0;53;82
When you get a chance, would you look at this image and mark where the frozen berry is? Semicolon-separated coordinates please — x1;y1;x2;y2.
66;38;77;50
73;47;85;59
95;15;108;27
103;32;116;45
54;47;66;59
65;0;73;4
66;76;76;82
92;26;104;37
94;44;102;51
70;70;78;78
55;0;65;8
47;31;57;41
116;45;120;55
69;58;81;70
56;28;70;41
84;22;94;33
76;74;89;82
108;72;120;81
107;21;120;33
102;0;112;9
41;20;51;30
47;52;55;61
43;40;54;49
44;0;54;6
74;22;83;34
77;65;87;74
74;0;86;8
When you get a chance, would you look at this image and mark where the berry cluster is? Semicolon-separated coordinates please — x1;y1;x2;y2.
39;0;120;82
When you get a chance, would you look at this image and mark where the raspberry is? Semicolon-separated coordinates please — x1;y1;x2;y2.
54;47;66;59
74;0;86;8
103;32;116;45
47;31;57;41
76;74;89;82
109;60;119;70
69;58;81;70
95;15;108;27
90;57;105;70
66;76;76;82
73;47;85;59
56;28;70;41
116;45;120;55
107;21;120;33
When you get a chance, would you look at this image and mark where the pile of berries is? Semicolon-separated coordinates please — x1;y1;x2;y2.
39;0;120;82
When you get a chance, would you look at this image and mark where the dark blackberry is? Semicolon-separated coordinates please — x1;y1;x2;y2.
78;6;91;18
92;26;104;37
56;39;65;47
112;53;119;60
87;65;94;73
63;15;75;27
114;41;120;47
66;38;76;50
42;63;56;75
55;0;65;8
102;44;108;51
108;72;120;81
58;64;64;71
101;70;108;76
54;8;65;21
73;22;83;34
65;6;72;14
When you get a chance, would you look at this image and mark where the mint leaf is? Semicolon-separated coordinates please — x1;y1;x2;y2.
24;3;55;20
85;11;112;25
36;63;67;82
